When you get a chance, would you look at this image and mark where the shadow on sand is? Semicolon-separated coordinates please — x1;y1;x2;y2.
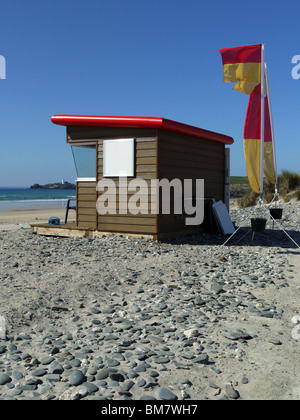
166;227;300;250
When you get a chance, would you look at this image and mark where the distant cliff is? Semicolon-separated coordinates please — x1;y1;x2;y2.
30;182;76;190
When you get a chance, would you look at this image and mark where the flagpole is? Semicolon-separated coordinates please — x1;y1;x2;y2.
259;44;265;203
264;61;278;192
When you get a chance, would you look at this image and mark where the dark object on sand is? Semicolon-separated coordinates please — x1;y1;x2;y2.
251;218;267;233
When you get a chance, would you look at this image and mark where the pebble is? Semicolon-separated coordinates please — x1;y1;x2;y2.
268;338;282;345
83;382;99;393
0;374;11;385
199;351;212;362
32;368;47;377
225;382;240;399
40;356;55;365
69;371;86;386
222;330;252;341
49;361;64;374
156;388;178;400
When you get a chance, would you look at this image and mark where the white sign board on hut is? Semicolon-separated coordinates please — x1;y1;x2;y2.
103;139;135;177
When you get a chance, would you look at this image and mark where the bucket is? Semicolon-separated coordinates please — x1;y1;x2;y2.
251;218;267;232
48;217;60;226
269;208;283;220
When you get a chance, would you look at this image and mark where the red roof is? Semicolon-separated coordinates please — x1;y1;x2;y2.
51;115;234;145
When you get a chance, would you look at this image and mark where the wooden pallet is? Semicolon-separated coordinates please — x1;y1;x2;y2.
30;223;156;240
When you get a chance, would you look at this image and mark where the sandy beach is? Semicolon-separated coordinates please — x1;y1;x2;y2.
0;206;76;230
0;201;299;401
0;200;240;229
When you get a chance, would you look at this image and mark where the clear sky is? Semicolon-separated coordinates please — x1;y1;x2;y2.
1;0;299;187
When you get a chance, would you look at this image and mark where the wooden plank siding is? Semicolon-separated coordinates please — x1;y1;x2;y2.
96;137;158;234
67;126;158;142
157;129;225;234
76;181;97;228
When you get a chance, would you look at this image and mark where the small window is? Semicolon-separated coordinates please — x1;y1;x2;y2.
71;143;96;179
103;139;135;177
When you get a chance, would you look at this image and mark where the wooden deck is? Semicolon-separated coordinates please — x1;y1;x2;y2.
30;222;199;241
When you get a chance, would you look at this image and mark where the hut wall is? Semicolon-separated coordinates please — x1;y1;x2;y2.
157;129;225;234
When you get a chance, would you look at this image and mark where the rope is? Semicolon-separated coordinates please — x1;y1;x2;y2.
266;192;300;226
261;204;300;249
219;195;300;250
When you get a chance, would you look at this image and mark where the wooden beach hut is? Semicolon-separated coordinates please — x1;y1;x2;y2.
33;115;234;239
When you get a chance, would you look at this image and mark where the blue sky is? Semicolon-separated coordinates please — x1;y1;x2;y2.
1;0;299;187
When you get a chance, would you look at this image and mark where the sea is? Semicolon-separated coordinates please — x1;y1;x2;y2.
0;188;76;210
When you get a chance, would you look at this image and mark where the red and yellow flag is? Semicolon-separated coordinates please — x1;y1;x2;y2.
244;83;276;193
219;44;262;94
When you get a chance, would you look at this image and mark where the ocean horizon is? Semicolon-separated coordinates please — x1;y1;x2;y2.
0;187;76;209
